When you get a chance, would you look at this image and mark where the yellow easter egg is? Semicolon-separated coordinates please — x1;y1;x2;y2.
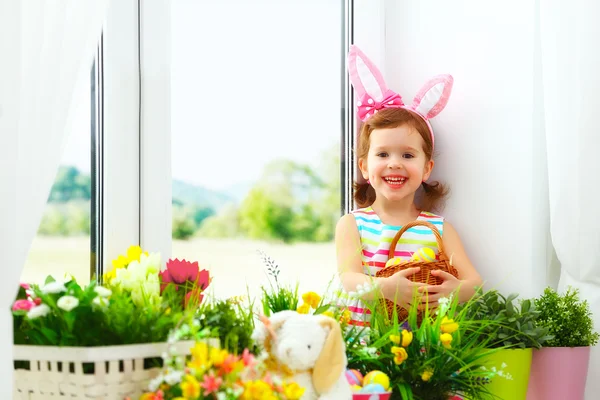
385;257;405;268
363;370;390;390
411;247;436;262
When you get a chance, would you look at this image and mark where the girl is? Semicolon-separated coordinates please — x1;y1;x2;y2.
336;46;483;326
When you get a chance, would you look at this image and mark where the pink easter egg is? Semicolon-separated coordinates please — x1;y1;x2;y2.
345;369;364;386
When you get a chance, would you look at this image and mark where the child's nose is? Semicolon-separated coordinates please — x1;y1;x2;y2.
388;156;403;169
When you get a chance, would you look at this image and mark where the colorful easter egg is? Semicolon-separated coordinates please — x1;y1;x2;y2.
363;371;390;390
411;247;436;262
385;257;406;268
350;384;363;392
361;383;386;393
345;369;364;386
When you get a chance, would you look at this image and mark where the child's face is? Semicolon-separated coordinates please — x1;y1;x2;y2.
359;124;434;204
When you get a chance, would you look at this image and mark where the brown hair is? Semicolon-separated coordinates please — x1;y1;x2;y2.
353;108;449;211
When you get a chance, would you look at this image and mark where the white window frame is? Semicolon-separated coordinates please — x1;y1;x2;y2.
100;0;384;271
101;0;172;273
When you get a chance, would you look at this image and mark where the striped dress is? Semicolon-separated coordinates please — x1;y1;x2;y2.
335;206;445;327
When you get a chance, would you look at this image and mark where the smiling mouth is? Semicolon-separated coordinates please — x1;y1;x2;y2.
383;176;407;187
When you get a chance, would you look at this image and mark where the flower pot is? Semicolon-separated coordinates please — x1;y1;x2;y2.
526;346;590;400
13;339;218;399
353;392;392;400
477;348;532;400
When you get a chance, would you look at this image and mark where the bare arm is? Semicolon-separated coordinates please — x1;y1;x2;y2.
335;214;383;301
426;220;483;303
335;214;424;302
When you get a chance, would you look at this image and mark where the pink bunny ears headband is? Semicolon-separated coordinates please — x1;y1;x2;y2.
347;45;454;147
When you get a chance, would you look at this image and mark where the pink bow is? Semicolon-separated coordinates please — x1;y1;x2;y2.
357;90;404;121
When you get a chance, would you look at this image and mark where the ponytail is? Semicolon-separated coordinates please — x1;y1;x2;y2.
353;182;377;208
418;181;450;212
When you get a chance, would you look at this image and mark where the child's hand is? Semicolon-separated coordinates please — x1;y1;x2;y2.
381;267;428;306
417;270;463;304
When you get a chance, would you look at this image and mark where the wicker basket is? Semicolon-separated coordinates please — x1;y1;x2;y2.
375;220;459;322
13;339;218;399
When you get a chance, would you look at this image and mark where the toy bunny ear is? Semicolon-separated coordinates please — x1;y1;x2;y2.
412;74;454;119
312;316;345;395
347;45;390;103
252;311;296;351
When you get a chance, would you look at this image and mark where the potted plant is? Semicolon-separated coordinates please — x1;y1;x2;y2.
345;292;508;400
12;245;214;400
526;287;599;400
460;289;552;400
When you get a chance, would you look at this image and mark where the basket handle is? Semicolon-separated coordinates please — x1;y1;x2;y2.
387;220;446;260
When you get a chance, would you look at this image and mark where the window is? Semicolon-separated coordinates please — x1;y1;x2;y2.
170;0;343;300
20;58;99;285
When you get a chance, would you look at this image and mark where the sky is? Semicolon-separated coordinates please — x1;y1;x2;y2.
62;0;342;192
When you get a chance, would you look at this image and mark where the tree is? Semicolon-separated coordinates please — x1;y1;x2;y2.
197;203;241;238
48;166;91;202
238;186;295;242
172;206;197;240
38;205;68;235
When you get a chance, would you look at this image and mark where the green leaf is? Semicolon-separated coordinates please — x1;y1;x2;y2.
313;304;332;315
44;275;56;285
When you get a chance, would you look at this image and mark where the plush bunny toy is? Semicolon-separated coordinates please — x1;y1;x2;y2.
252;310;353;400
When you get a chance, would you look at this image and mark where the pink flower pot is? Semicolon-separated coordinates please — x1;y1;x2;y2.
526;346;591;400
353;392;391;400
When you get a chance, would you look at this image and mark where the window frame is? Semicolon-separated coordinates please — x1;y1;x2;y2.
99;0;385;277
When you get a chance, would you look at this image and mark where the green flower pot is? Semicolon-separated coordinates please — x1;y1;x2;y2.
479;348;533;400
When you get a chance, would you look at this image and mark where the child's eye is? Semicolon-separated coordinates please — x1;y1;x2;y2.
376;152;388;157
403;153;415;159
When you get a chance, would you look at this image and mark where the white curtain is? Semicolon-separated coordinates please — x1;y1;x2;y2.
0;0;108;396
540;1;600;397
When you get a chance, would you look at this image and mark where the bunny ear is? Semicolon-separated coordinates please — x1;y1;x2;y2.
252;311;296;351
312;316;345;395
412;74;454;119
347;45;389;102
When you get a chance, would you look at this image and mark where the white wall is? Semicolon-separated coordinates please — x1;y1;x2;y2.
383;0;550;299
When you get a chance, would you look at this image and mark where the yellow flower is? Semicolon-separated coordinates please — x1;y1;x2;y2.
340;309;351;324
302;292;321;309
440;333;453;349
283;382;305;400
389;334;401;345
209;347;229;367
242;380;276;400
103;269;116;283
441;317;459;334
180;375;200;399
391;346;408;365
401;329;413;347
322;310;334;318
296;303;311;314
112;254;129;270
421;368;434;382
188;342;210;371
126;245;146;263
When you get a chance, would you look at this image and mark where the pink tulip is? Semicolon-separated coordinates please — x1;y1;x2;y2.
20;283;30;290
12;299;35;312
160;258;210;293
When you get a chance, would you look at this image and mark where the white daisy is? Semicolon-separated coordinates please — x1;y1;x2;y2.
41;281;67;294
27;304;51;319
94;286;112;297
57;295;79;312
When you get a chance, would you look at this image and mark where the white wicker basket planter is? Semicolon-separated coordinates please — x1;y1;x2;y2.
13;339;219;399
